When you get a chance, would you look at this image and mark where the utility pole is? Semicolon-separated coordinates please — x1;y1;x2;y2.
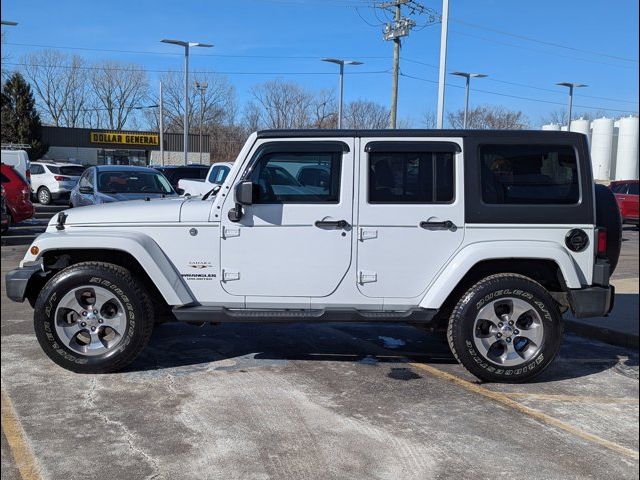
377;0;436;129
159;81;164;166
195;81;208;164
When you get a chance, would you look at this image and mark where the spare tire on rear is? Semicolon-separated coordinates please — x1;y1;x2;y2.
595;184;622;273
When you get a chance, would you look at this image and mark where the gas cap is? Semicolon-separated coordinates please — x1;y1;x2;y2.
565;229;589;252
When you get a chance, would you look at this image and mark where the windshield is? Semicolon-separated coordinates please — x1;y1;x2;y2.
97;171;174;194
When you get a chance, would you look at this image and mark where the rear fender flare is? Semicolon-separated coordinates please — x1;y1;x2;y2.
419;241;583;310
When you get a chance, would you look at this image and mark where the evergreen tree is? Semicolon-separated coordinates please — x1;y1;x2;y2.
1;72;48;160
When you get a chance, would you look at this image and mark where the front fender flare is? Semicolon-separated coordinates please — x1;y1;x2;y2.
418;241;584;310
22;230;194;306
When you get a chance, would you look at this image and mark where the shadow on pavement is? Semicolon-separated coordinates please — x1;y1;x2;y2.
124;321;637;383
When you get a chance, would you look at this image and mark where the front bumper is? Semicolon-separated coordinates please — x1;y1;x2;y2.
568;285;615;318
5;263;44;303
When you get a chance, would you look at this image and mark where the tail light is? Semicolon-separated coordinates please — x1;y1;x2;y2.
54;175;66;181
21;186;30;201
597;228;607;257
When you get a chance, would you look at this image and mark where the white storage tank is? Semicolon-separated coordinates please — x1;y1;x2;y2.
541;123;561;131
590;117;615;181
560;125;569;131
570;118;591;145
614;116;639;180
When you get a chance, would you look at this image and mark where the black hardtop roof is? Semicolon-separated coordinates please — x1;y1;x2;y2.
256;129;586;140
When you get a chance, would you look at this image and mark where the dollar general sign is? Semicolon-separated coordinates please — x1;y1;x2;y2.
90;132;159;146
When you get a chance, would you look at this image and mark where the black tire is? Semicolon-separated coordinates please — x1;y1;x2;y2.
37;187;52;205
447;273;562;383
595;184;622;273
34;262;154;373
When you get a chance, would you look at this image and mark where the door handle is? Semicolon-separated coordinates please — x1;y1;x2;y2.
315;219;349;229
419;220;455;230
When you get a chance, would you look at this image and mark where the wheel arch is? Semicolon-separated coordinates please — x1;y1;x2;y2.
22;231;194;309
419;241;582;313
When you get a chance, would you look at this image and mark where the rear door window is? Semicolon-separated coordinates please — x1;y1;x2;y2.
30;164;45;175
628;183;639;195
480;145;579;205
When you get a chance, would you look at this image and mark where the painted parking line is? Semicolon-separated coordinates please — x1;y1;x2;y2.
1;386;43;480
503;392;639;404
410;362;640;461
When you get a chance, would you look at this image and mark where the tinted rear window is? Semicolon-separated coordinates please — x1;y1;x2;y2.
59;166;85;176
480;145;579;205
629;183;639;195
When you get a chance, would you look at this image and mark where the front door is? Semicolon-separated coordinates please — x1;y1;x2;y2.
220;139;355;298
356;138;465;298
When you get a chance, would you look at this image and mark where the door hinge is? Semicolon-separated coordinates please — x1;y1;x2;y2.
359;270;378;284
222;226;241;239
359;228;378;241
222;269;240;282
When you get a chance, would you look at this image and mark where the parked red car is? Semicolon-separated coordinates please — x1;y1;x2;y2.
609;179;639;226
1;163;35;228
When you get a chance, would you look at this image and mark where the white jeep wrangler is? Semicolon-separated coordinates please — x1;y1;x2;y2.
6;130;621;382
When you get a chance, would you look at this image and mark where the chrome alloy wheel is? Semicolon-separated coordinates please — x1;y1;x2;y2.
54;286;127;356
472;297;544;367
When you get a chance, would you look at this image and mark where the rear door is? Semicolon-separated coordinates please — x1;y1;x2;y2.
219;139;354;298
356;137;465;298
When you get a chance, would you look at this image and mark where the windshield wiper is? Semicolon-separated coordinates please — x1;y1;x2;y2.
202;185;222;200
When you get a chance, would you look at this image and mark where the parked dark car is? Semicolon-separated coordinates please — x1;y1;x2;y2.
609;180;639;227
1;163;35;228
70;165;178;207
153;165;209;193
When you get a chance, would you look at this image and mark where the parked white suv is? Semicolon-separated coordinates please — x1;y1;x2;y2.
178;162;233;196
6;130;621;382
29;161;85;205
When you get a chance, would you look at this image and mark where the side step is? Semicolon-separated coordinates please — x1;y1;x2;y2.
172;306;436;324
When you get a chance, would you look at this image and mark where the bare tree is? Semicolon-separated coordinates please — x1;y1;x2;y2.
422;111;437;128
246;79;317;129
309;89;337;128
448;105;529;130
23;50;88;127
342;100;389;129
90;60;149;130
144;70;235;134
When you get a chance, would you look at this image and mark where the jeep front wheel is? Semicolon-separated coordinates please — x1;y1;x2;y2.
34;262;154;373
447;274;562;383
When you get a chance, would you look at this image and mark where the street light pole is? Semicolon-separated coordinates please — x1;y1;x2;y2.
450;72;487;128
556;82;587;127
321;58;363;129
436;0;449;129
161;39;212;165
195;81;208;164
159;81;164;166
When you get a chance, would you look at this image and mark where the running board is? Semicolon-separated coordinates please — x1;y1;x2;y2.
172;306;436;324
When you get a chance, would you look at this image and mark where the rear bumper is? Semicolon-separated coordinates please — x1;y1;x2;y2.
568;285;615;319
5;263;43;303
51;190;71;200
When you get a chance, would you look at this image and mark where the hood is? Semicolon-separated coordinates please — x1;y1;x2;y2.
52;196;187;226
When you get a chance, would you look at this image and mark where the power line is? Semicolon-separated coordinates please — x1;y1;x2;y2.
450;18;639;63
4;61;390;76
399;72;639;114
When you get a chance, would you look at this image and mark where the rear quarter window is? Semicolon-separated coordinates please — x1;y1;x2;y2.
480;145;579;205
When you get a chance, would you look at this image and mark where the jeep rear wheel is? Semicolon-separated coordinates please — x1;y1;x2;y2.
34;262;154;373
447;274;562;383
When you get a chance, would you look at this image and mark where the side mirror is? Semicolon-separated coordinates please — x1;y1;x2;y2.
79;186;93;194
235;180;257;205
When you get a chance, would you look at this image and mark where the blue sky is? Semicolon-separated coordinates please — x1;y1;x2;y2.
1;0;638;126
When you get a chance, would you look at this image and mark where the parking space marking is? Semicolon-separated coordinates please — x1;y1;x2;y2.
1;387;43;480
410;363;640;461
504;393;639;404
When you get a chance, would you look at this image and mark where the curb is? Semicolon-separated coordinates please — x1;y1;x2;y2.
564;319;640;350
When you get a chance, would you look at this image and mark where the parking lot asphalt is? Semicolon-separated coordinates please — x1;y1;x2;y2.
1;205;639;480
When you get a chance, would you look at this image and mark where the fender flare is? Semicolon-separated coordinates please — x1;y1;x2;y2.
22;231;194;306
418;240;584;310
